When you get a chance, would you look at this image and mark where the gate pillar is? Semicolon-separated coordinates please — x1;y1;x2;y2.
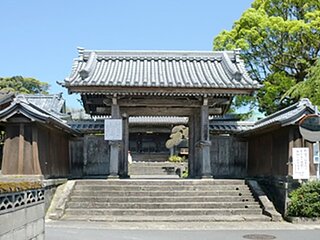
108;97;121;178
199;98;212;178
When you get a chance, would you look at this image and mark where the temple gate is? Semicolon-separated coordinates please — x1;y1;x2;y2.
63;48;258;178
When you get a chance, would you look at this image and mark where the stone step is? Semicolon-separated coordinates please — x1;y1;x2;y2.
130;154;169;163
129;175;180;179
74;184;250;191
128;166;182;170
74;179;246;186
69;196;256;203
64;208;263;216
61;214;271;222
66;201;261;209
61;179;270;222
129;161;185;165
71;190;253;197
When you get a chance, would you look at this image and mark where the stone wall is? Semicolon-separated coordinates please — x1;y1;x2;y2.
255;176;301;215
0;189;45;240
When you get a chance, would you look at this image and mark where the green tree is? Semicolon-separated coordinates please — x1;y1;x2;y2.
213;0;320;114
0;76;49;94
285;59;320;107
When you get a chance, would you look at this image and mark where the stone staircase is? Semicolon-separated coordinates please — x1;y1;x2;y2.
128;162;187;177
61;179;271;222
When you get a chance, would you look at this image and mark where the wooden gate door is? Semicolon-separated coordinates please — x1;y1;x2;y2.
83;135;110;177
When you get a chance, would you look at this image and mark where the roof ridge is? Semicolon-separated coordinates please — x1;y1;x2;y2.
254;100;308;126
79;49;237;60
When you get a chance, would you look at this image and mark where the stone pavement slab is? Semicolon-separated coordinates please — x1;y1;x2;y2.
45;219;320;230
45;221;320;240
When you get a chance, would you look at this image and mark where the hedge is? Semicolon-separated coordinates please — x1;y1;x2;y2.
287;181;320;218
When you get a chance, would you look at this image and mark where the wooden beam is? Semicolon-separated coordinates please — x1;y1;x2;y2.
188;114;195;178
32;125;42;175
86;96;230;107
81;95;91;114
121;116;129;178
70;86;256;96
18;123;24;174
288;128;294;176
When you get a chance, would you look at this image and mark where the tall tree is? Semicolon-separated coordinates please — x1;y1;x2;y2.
0;76;49;94
285;59;320;107
213;0;320;114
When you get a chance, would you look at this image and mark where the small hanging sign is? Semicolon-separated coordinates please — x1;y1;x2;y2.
104;119;122;140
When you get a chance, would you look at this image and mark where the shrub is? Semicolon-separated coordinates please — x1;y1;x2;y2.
287;181;320;218
168;155;185;163
181;168;188;178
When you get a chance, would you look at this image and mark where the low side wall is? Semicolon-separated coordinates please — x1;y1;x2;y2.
255;176;301;215
0;189;45;240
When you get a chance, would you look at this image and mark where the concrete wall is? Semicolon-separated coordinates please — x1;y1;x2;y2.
256;176;301;215
0;190;45;240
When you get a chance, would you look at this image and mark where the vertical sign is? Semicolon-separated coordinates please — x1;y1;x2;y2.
104;119;122;140
313;142;319;164
292;147;310;179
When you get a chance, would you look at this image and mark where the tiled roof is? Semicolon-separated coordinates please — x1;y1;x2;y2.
129;116;188;125
0;91;15;106
23;93;65;115
68;116;189;132
242;98;317;135
0;93;66;118
68;100;318;135
0;95;77;135
210;121;254;133
64;48;259;95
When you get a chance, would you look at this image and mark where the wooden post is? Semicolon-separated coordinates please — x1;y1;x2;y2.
109;96;121;178
288;128;294;176
188;115;195;178
32;125;42;175
120;114;129;178
193;109;201;177
18;123;24;174
199;98;212;178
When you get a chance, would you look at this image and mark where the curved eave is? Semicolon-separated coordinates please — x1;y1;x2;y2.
241;108;314;137
0;103;80;136
66;85;257;97
64;49;260;94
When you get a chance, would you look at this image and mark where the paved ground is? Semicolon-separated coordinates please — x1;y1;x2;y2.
46;220;320;240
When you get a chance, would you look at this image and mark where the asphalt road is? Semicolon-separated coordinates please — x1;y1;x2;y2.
46;221;320;240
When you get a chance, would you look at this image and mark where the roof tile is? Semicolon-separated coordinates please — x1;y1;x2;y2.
64;49;260;94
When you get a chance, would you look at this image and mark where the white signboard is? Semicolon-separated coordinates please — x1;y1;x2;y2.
292;147;310;179
313;142;320;164
104;119;122;140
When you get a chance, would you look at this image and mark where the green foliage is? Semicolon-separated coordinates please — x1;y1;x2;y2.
0;76;49;94
213;0;320;115
0;182;42;194
182;168;188;178
284;59;320;107
168;155;185;163
287;181;320;218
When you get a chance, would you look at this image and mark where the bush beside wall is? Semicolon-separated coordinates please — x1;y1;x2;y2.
287;181;320;218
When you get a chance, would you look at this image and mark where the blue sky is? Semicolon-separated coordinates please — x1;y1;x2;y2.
0;0;253;109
